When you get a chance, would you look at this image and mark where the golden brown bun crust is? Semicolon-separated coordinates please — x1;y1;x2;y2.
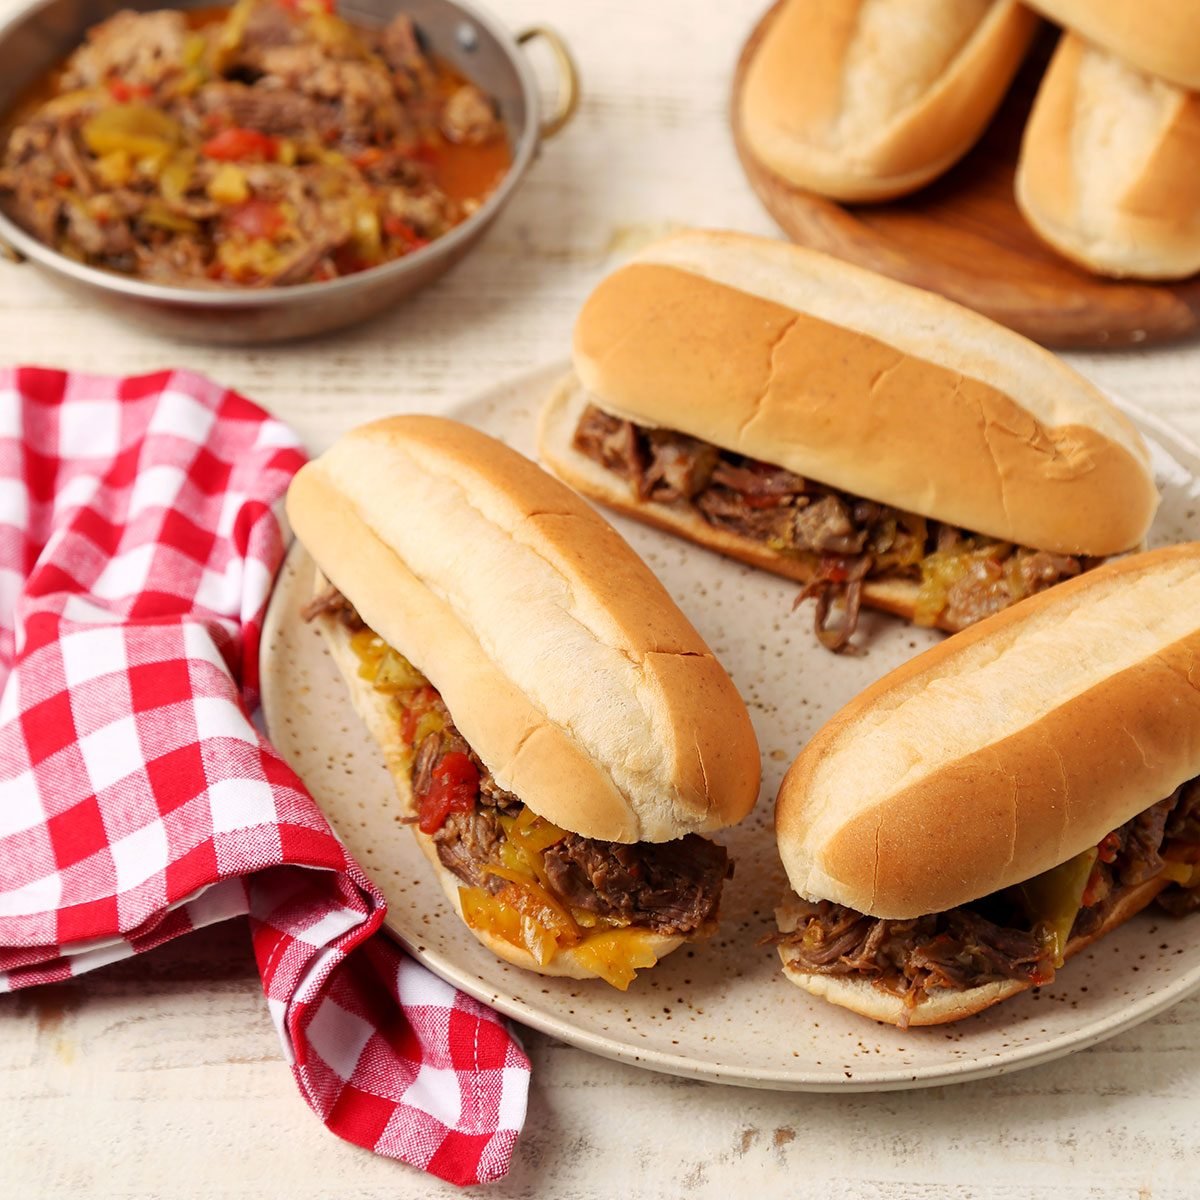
286;416;760;843
739;0;1038;201
1016;34;1200;280
776;545;1200;918
311;585;685;980
1023;0;1200;90
571;232;1157;556
538;373;946;629
775;874;1170;1025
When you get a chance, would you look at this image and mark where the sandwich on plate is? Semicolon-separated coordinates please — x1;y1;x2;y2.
286;416;761;989
771;544;1200;1026
539;229;1159;650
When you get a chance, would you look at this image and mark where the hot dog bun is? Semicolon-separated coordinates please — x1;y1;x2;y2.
308;570;687;980
286;415;760;846
1021;0;1200;91
776;543;1200;915
1016;33;1200;281
773;544;1200;1022
539;230;1158;558
738;0;1039;201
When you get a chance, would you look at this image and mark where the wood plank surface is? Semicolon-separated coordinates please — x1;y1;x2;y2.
0;1;1198;1196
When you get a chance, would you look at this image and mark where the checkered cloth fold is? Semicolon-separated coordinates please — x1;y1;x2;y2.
0;367;529;1185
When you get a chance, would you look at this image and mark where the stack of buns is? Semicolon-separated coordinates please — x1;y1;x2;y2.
738;0;1200;280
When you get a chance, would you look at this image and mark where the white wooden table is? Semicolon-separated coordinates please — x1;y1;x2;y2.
1;1;1198;1195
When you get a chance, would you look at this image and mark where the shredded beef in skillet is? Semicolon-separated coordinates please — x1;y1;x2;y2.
0;0;506;287
572;405;1090;650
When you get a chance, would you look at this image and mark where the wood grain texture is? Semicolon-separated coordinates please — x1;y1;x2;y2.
732;4;1200;349
0;0;1199;1195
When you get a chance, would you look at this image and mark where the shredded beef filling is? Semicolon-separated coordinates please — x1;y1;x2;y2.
572;405;1090;651
541;833;731;934
775;781;1200;1005
299;586;363;627
304;585;729;937
413;714;729;937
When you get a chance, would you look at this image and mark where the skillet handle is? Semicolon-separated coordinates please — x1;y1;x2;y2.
516;26;580;140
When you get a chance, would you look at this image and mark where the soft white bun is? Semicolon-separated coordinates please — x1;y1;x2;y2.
776;544;1200;920
311;581;685;980
539;372;933;625
1016;34;1200;281
286;416;760;844
738;0;1038;201
558;229;1158;556
1022;0;1200;91
775;876;1168;1025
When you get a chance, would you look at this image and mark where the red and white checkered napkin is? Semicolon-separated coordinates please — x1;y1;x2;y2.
0;367;529;1185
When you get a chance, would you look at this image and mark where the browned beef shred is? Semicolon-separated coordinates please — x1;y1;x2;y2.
302;585;729;937
299;586;364;628
775;781;1200;1004
571;405;1089;651
541;833;731;933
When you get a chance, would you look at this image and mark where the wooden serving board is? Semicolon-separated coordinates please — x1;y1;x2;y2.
732;5;1200;349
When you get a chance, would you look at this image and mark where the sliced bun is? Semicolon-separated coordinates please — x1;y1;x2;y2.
1016;34;1200;281
776;544;1200;919
539;371;936;626
1022;0;1200;91
311;579;684;980
565;230;1158;556
286;416;760;844
775;875;1169;1026
738;0;1038;202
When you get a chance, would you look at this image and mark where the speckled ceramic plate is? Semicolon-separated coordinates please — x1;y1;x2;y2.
261;363;1200;1091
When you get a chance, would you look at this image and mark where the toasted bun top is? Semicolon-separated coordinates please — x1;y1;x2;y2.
573;230;1158;556
286;416;760;843
739;0;1037;200
775;544;1200;918
1023;0;1200;90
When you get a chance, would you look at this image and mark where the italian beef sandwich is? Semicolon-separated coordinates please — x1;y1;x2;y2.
538;230;1159;651
286;416;761;989
772;544;1200;1026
